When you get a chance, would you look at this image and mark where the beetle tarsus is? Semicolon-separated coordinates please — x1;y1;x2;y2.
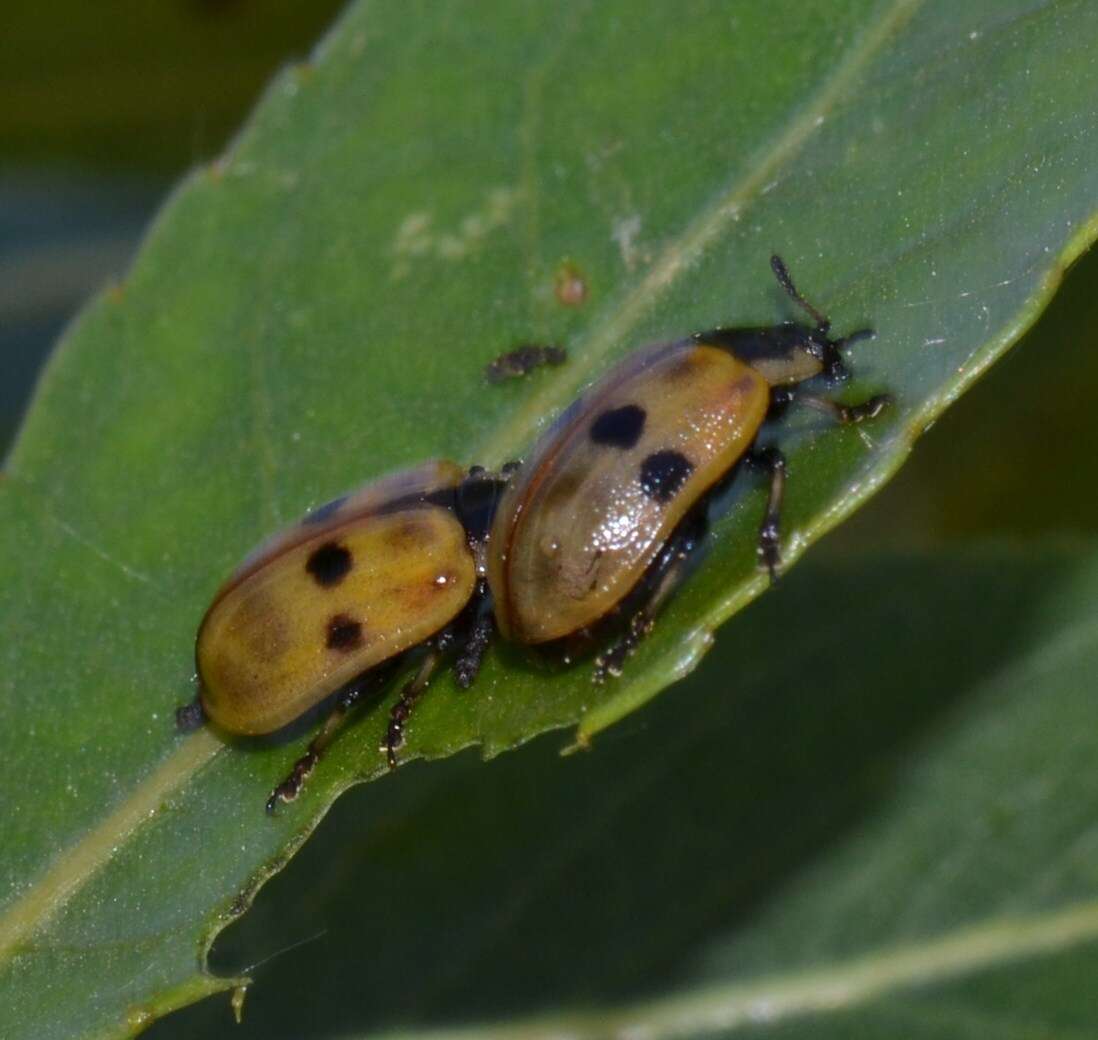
779;389;892;427
592;649;622;685
758;520;782;583
749;447;787;584
385;707;409;769
265;753;315;815
264;675;383;811
845;393;892;423
384;685;420;769
593;612;653;683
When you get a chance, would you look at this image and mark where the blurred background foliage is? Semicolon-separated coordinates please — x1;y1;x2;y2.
4;3;1096;1038
1;0;347;172
1;0;345;451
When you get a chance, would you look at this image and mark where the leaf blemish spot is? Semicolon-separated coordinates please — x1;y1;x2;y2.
390;187;521;278
611;214;643;270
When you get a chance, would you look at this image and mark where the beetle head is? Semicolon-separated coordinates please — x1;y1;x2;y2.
770;255;873;386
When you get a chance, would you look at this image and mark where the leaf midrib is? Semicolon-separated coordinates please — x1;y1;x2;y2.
367;899;1098;1040
0;728;222;971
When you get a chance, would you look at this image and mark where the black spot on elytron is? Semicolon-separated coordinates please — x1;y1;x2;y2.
306;542;353;587
639;450;694;504
302;494;348;525
326;613;364;652
589;404;647;449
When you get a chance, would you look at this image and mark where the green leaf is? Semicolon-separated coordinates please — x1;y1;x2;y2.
155;545;1098;1038
2;1;1097;1036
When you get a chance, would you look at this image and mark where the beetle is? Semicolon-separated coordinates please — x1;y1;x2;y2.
181;257;888;807
177;460;505;811
486;255;891;680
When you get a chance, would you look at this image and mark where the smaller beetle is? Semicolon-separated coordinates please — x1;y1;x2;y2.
487;256;891;679
177;460;504;810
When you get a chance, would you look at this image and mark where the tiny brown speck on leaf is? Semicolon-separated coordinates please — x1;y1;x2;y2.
554;261;588;307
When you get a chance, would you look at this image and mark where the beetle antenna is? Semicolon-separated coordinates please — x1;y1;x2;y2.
770;255;830;334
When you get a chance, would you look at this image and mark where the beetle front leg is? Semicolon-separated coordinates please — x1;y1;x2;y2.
790;390;892;425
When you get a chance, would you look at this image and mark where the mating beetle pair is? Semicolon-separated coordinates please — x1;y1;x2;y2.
178;257;890;810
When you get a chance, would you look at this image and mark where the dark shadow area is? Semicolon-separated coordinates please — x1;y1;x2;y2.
0;172;164;454
830;243;1098;546
1;0;348;457
147;548;1075;1038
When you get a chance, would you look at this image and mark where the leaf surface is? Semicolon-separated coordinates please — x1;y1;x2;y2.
2;1;1097;1035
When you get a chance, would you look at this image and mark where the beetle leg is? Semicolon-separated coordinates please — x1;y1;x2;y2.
747;387;889;586
594;511;708;683
384;649;444;769
266;667;394;814
789;390;892;425
593;601;658;683
384;590;496;766
747;447;787;582
453;609;494;689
